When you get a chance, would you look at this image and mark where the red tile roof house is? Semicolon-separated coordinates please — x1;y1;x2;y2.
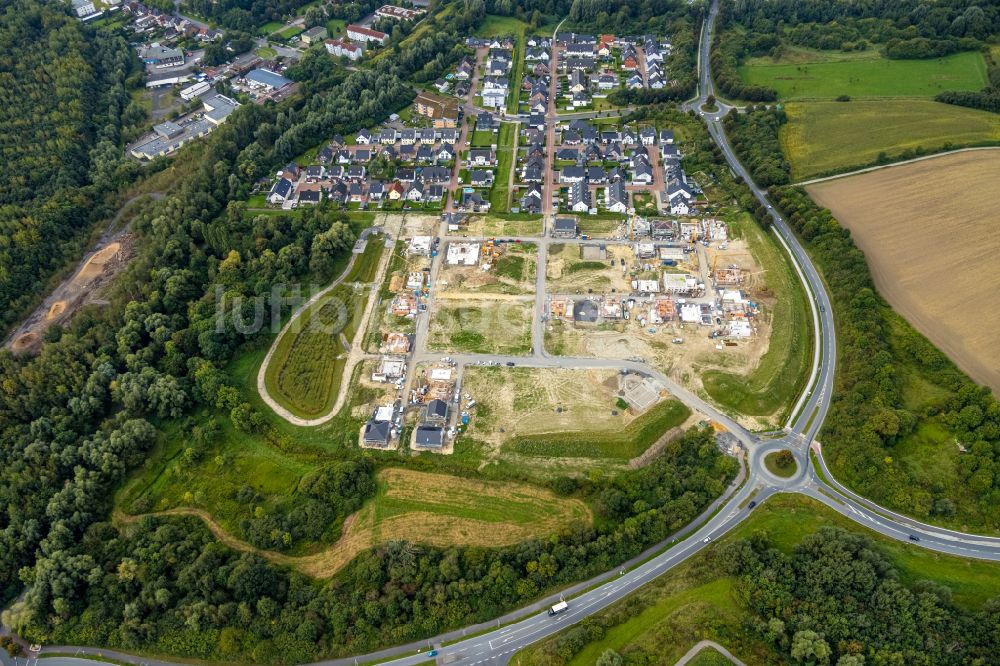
347;24;388;45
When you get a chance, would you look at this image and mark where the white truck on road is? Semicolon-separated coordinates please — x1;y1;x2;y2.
548;601;568;616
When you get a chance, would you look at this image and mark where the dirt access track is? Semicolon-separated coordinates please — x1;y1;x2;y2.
806;149;1000;394
4;193;163;354
118;468;591;578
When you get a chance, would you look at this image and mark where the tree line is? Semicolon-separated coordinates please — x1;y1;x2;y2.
937;44;1000;113
722;106;790;187
726;527;1000;664
721;104;1000;527
716;0;999;103
709;30;779;102
770;187;1000;529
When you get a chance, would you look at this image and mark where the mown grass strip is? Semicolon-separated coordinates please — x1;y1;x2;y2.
509;399;691;459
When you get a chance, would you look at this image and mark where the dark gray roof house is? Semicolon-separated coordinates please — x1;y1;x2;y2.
269;178;293;201
553;217;578;237
364;420;391;446
421;166;451;183
560;165;587;183
470;169;494;186
522;156;545;182
298;189;322;204
425;398;449;423
414;425;444;448
587;166;607;184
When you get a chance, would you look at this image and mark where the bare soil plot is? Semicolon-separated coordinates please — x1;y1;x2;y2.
461;366;639;447
427;299;533;354
400;213;442;236
349;360;401;421
547;243;634;294
7;233;135;354
452;215;544;238
807;150;1000;394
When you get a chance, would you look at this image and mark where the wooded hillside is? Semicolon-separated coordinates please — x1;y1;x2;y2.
0;0;142;330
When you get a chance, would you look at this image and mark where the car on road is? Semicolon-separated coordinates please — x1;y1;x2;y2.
748;500;757;509
506;361;515;367
909;534;920;542
427;650;438;656
820;305;826;313
703;536;711;543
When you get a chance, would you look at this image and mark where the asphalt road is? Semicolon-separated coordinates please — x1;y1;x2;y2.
14;3;1000;665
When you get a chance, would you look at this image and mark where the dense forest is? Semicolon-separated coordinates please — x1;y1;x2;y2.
722;0;998;56
722;106;790;186
5;429;735;663
727;528;1000;664
181;0;314;32
0;0;144;331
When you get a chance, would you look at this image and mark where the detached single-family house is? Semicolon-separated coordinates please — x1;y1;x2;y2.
469;149;495;166
470;169;494;187
553;217;578;238
268;178;293;204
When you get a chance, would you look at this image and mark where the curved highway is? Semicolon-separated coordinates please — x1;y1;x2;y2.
14;3;1000;666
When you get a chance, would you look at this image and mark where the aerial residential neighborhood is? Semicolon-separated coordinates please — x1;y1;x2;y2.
4;0;1000;665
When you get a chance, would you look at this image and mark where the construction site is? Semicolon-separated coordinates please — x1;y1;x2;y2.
438;239;537;296
337;202;793;455
543;217;781;401
460;366;661;447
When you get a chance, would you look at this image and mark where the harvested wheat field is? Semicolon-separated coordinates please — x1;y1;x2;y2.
121;468;591;578
807;149;1000;393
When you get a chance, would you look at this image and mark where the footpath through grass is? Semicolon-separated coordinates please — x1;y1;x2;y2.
490;122;517;213
739;50;987;100
263;238;384;419
701;214;811;425
508;399;691;460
